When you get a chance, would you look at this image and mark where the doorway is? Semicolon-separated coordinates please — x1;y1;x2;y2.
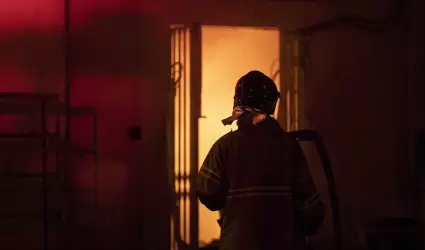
199;25;280;245
169;25;281;249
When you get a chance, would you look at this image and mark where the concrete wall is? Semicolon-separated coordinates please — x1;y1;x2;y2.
0;0;423;249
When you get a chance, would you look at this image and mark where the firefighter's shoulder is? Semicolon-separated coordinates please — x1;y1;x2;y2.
215;130;235;144
211;130;240;150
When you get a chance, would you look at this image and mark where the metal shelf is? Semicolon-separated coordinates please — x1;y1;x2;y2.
0;92;58;98
0;102;95;116
0;173;59;179
1;92;62;250
0;92;99;250
0;211;63;218
0;143;95;155
0;132;59;139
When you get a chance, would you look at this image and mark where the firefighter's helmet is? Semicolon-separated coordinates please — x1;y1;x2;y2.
233;70;280;115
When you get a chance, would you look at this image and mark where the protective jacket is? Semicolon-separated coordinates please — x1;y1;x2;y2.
196;117;324;250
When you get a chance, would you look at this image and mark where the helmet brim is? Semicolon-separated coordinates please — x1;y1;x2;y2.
221;115;236;126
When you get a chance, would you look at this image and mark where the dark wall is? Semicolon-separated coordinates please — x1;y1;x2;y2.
69;5;170;250
0;1;170;249
305;21;407;250
304;1;424;248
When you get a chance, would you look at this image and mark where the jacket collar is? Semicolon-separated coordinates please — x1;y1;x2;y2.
238;116;282;132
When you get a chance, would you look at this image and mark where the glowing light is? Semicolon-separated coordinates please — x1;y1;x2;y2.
199;25;280;245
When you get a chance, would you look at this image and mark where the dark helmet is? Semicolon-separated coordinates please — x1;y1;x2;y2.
233;70;280;115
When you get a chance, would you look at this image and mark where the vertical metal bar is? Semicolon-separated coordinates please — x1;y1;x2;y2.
189;23;201;249
294;39;299;130
179;28;188;242
41;98;49;250
64;0;71;142
277;29;286;128
55;97;61;176
286;37;293;131
63;0;71;247
54;96;63;250
284;35;291;131
289;39;294;131
170;28;177;250
93;113;98;210
177;28;182;243
285;42;291;132
298;37;305;129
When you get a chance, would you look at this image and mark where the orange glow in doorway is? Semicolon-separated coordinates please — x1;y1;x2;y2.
199;26;280;245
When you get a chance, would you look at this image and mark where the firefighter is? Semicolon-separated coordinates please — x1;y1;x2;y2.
195;70;325;250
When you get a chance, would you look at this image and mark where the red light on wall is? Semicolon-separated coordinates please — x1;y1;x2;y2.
0;0;63;31
0;0;142;31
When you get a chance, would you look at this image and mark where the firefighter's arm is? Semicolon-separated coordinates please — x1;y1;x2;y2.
292;140;325;236
195;139;228;211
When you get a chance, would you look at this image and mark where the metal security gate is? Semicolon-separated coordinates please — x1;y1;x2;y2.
168;24;201;250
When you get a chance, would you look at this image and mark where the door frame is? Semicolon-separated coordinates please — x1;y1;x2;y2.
167;23;305;249
168;23;201;250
